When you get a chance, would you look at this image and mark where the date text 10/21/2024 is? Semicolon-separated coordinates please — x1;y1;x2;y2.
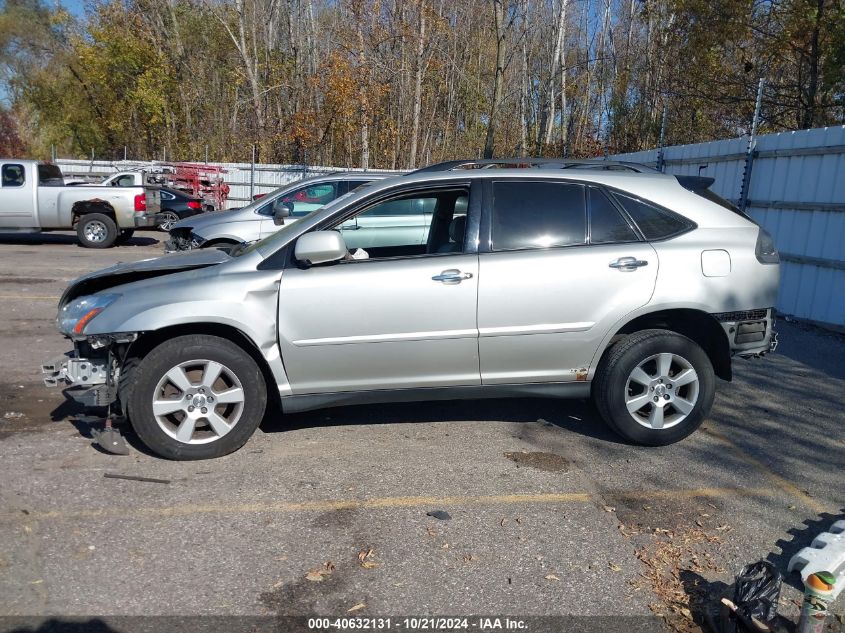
307;617;528;630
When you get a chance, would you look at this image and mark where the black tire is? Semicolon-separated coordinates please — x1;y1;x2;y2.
592;329;715;446
124;334;268;460
76;213;118;248
157;211;180;232
115;229;135;244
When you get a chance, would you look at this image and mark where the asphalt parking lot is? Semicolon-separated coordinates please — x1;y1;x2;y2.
0;231;842;632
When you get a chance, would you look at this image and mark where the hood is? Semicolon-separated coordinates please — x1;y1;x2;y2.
173;207;256;231
60;248;231;307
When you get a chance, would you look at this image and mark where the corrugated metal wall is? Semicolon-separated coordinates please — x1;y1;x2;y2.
612;126;845;330
54;159;397;207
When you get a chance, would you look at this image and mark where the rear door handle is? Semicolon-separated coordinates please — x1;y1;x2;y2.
609;257;649;271
432;269;473;284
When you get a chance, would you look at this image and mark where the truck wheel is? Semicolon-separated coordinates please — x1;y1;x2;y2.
115;229;135;244
592;329;715;446
124;334;267;460
157;211;180;231
76;213;118;248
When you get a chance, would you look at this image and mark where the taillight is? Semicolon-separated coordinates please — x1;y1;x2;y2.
134;194;146;212
755;227;779;264
187;200;202;210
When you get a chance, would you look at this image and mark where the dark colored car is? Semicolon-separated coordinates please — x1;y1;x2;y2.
155;187;206;231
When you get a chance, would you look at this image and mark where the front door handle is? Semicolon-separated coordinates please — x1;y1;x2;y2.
609;257;649;271
340;223;360;230
432;269;473;284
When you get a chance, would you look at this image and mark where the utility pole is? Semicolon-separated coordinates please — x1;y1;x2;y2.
739;78;765;212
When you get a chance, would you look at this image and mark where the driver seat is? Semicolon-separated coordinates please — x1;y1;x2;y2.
437;215;467;253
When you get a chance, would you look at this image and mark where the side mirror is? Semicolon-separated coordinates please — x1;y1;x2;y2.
295;231;348;266
273;199;292;225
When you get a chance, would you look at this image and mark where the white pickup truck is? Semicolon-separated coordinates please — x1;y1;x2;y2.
0;160;161;248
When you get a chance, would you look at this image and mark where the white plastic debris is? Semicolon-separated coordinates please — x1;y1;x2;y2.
788;520;845;599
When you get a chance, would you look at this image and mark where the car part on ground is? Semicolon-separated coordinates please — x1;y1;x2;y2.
44;161;780;459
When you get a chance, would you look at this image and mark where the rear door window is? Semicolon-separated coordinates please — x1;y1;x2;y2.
610;191;693;240
38;164;64;186
2;164;25;187
588;188;639;244
491;181;586;251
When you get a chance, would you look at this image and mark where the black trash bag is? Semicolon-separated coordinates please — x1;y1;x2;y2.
733;561;782;623
704;561;784;633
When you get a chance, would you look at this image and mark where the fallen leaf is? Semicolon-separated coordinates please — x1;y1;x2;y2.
347;603;366;613
305;561;335;582
715;524;731;531
695;520;703;527
609;563;622;572
680;607;693;620
274;555;288;562
545;574;560;581
361;561;379;569
426;526;437;537
272;580;284;589
642;505;651;511
603;505;616;513
788;505;797;511
29;579;43;585
441;543;449;549
515;516;524;524
500;518;508;527
462;554;476;562
358;549;374;564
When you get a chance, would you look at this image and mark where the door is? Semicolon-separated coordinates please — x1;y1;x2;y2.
0;163;35;227
477;181;658;384
277;186;479;394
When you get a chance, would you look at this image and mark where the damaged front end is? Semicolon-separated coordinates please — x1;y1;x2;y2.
42;335;137;409
42;248;230;410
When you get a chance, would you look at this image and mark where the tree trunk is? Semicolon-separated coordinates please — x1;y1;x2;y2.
409;0;427;169
484;0;506;159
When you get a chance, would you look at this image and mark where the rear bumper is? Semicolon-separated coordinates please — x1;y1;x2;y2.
134;214;158;228
713;308;778;357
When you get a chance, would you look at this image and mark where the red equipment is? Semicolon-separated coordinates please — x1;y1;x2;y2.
158;162;230;211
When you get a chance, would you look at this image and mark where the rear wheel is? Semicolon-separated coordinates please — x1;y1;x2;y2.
76;213;118;248
157;211;180;231
124;334;267;460
593;329;715;446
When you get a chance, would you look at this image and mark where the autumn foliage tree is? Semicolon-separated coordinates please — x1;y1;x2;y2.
0;0;842;165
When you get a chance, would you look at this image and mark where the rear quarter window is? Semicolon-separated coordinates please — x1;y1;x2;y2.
610;191;694;240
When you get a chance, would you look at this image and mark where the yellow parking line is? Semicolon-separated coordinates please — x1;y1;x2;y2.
2;487;777;523
704;427;830;514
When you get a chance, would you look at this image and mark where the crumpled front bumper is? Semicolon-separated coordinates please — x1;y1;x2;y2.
42;352;114;407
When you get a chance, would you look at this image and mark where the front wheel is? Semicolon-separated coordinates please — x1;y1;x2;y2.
124;334;268;460
76;213;118;248
592;329;715;446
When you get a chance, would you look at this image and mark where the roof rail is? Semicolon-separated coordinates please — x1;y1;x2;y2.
408;158;660;174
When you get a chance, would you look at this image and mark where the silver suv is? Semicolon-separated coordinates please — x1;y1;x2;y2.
43;159;780;460
165;171;397;252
